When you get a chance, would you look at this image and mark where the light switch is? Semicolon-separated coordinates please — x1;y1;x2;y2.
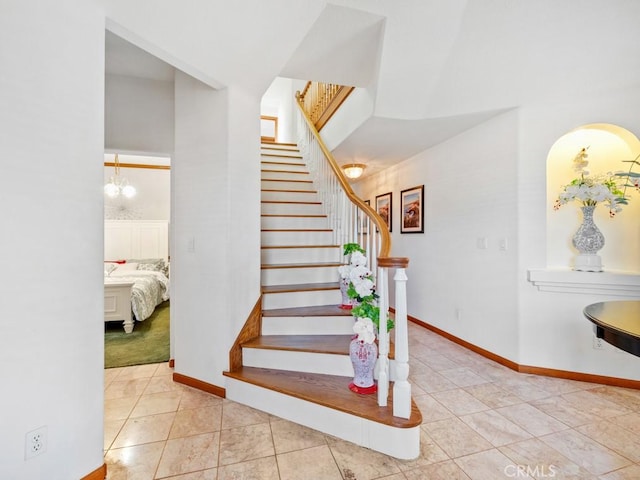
187;236;195;253
499;238;508;251
476;237;488;250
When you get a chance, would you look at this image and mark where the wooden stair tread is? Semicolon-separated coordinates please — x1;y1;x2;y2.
261;228;331;232
261;169;309;174
261;189;317;193
263;304;353;317
243;334;352;355
261;262;341;269
262;282;339;294
261;154;304;159
261;214;327;218
223;367;421;428
262;178;313;183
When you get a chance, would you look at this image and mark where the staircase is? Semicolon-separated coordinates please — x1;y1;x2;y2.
223;142;421;460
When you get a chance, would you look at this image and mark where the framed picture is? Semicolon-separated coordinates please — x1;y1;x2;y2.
375;192;392;232
400;185;424;233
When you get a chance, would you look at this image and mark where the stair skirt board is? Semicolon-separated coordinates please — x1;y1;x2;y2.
242;349;354;376
225;377;420;460
261;315;355;335
262;289;341;309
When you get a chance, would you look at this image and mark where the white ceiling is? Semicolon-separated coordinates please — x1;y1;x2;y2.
104;1;640;179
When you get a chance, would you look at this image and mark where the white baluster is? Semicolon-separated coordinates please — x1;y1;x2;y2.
376;266;389;407
392;267;411;419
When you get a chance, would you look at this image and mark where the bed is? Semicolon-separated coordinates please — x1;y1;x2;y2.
104;261;170;332
104;220;170;333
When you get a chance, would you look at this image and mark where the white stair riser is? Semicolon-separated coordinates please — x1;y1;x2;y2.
261;202;324;215
261;247;340;264
261;230;334;246
262;289;341;309
243;349;353;377
261;266;339;286
261;216;328;230
260;162;307;172
225;378;421;460
261;150;302;158
261;179;316;191
261;170;310;181
261;190;318;202
262;315;355;335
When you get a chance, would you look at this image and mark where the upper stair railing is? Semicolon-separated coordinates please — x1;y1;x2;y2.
299;81;355;131
295;87;412;419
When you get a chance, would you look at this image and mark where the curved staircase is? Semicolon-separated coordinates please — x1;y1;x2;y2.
223;143;421;460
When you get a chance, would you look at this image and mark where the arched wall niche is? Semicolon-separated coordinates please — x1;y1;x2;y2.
546;123;640;272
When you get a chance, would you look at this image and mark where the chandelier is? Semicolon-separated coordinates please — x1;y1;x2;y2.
342;163;366;179
104;154;136;199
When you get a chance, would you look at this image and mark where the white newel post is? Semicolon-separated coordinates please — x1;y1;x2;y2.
392;267;411;418
377;266;390;407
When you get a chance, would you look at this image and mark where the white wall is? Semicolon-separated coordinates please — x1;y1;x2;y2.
518;87;640;380
261;77;306;143
105;74;174;154
172;74;261;387
357;111;520;361
0;2;105;478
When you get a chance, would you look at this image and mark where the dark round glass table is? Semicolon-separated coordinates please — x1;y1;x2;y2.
584;300;640;357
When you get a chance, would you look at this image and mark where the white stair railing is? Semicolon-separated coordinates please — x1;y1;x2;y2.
295;92;412;419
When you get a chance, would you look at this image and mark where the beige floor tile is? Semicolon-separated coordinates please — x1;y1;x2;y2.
105;368;121;387
155;432;220;478
531;395;602;427
499;437;597;479
326;436;401;479
599;464;640;480
144;374;186;395
524;375;595;396
460;409;532;447
497;378;553;402
169;405;223;439
161;469;217;480
422;417;492;458
129;390;182;418
431;388;491;416
496;403;569;437
413;394;454;423
270;418;326;454
115;363;159;380
539;429;632;475
104;418;125;451
105;395;139;422
220;399;270;429
218;422;275;466
277;445;342;480
217;456;280;480
576;420;640;462
412;370;458;394
178;386;223;410
112;411;175;448
585;385;640;411
105;377;151;400
403;459;471;479
412;352;461;371
439;367;490;388
153;362;174;376
560;390;634;418
105;441;165;480
611;412;640;435
395;429;449;471
463;383;523;409
455;448;532;479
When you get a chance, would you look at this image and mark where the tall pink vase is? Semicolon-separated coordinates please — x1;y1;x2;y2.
348;338;378;394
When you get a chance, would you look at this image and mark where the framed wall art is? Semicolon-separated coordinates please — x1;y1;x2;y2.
375;192;392;232
400;185;424;233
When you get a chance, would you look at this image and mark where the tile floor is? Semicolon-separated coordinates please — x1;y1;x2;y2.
104;323;640;479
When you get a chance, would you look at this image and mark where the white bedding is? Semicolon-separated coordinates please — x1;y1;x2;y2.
106;269;170;322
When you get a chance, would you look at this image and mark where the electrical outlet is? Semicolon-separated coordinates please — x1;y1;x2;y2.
593;336;605;350
25;426;47;460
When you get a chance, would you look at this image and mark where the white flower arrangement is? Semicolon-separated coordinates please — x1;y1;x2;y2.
554;147;626;217
339;243;394;343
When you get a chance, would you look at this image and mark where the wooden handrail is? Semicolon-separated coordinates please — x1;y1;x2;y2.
295;91;392;258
